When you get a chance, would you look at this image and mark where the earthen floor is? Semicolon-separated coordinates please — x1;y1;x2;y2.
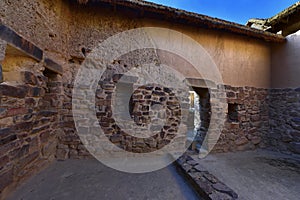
7;159;200;200
191;149;300;200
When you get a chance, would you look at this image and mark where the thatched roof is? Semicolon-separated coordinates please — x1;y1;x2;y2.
75;0;285;43
265;2;300;36
247;2;300;36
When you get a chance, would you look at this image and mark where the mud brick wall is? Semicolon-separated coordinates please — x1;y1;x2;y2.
212;85;269;153
0;0;69;58
267;88;300;154
0;70;62;196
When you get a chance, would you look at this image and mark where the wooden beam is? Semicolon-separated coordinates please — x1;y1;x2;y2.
0;24;43;61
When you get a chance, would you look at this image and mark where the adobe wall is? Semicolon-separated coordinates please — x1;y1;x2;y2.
0;0;69;59
271;31;300;88
65;3;271;88
142;20;271;88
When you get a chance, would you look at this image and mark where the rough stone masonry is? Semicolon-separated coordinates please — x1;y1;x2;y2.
0;0;300;199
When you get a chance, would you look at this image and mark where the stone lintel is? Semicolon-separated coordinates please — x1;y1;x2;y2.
186;78;217;89
113;74;138;84
44;58;63;75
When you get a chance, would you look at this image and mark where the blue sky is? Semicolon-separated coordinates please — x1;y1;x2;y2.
146;0;299;24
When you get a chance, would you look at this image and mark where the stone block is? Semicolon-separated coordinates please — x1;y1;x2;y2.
29;87;44;97
236;143;255;151
28;137;39;153
25;98;38;107
0;155;9;170
234;136;249;146
288;142;300;154
229;122;239;129
282;134;293;143
0;85;28;98
44;58;63;75
69;149;79;158
40;130;51;143
0;134;17;145
6;107;28;117
195;179;214;195
0;168;13;192
182;163;193;172
22;71;37;85
194;164;207;172
203;173;218;184
110;135;122;143
15;152;39;173
251;136;262;145
212;182;238;199
9;144;30;160
14;122;33;132
0;128;13;139
56;148;69;160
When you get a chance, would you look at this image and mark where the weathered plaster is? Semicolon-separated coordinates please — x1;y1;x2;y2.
271;30;300;88
143;20;271;88
66;6;272;88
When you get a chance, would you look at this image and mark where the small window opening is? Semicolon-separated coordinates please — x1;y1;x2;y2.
115;82;134;120
228;103;238;122
43;68;57;80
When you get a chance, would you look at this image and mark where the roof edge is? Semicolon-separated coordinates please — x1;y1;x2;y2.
266;2;300;26
75;0;285;43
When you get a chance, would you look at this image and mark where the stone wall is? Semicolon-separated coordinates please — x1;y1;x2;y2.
96;81;188;154
267;88;300;154
57;81;273;159
211;85;269;153
57;47;191;158
59;80;272;157
56;61;88;160
0;68;62;197
0;23;63;198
